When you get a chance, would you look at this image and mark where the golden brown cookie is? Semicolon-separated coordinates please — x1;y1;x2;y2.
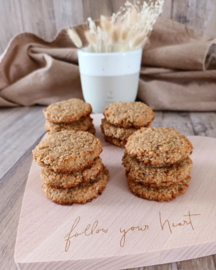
101;118;150;141
127;176;191;202
125;127;193;166
40;157;104;189
43;98;92;124
104;135;126;148
42;167;109;205
87;124;96;135
103;102;154;128
122;153;193;188
45;116;93;133
32;130;102;173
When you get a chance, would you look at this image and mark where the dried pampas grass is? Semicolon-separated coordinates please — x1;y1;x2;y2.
67;0;164;53
67;28;82;48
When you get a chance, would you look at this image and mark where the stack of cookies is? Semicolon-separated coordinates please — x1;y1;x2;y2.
101;101;154;147
122;127;193;202
43;98;95;135
32;130;108;205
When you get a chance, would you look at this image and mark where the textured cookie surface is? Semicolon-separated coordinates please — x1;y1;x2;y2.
45;116;93;133
32;130;102;173
42;167;109;205
40;157;103;188
104;135;126;148
127;177;190;202
125;127;193;165
123;153;192;187
43;98;92;124
101;118;150;141
103;102;154;128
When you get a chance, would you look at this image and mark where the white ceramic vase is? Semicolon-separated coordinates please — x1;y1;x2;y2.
78;49;142;113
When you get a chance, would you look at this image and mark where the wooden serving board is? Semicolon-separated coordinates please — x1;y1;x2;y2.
15;114;216;270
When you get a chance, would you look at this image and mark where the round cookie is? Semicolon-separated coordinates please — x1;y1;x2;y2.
101;118;150;141
103;102;154;128
45;116;93;133
122;153;193;188
127;177;191;202
32;130;102;173
125;127;193;166
42;167;109;205
43;98;92;124
104;135;126;148
40;157;103;189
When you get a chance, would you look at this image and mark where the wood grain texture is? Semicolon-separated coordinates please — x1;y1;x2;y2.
1;108;216;269
0;0;216;54
177;256;216;270
0;107;45;179
14;114;216;270
0;141;41;270
190;112;216;137
171;0;215;34
144;264;178;270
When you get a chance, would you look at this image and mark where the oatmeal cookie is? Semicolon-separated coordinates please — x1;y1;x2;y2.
87;124;96;135
40;157;103;188
45;116;93;133
101;118;150;141
125;127;193;165
42;167;109;205
127;176;191;202
122;153;192;188
103;102;154;128
43;98;92;124
104;135;126;148
32;130;102;173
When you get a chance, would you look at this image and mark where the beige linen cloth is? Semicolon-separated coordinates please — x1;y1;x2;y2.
0;17;216;110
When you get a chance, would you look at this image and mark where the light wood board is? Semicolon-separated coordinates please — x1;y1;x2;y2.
14;114;216;270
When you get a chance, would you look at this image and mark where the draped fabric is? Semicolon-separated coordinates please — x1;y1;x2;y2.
0;17;216;110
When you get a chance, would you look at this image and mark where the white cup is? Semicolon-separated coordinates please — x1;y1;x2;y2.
78;49;142;113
